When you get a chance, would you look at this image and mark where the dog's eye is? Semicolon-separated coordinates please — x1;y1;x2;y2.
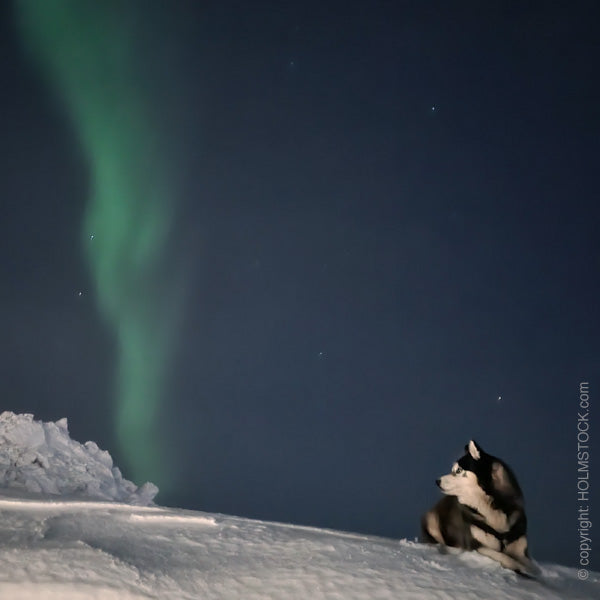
455;467;463;475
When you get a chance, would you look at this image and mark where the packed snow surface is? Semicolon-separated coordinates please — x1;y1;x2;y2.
0;497;597;600
0;412;597;599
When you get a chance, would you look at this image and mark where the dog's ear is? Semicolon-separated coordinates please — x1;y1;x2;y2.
491;461;512;495
466;440;482;460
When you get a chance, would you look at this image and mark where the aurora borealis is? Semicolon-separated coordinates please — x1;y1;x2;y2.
16;0;180;487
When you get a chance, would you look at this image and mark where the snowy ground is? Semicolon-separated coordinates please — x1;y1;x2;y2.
0;412;597;599
0;494;597;600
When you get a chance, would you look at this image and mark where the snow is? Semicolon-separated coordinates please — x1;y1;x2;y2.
0;412;597;599
0;412;157;505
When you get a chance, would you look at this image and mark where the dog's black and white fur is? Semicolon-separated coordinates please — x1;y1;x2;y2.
421;440;539;576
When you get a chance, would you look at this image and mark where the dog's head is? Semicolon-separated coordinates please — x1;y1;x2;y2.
436;440;522;507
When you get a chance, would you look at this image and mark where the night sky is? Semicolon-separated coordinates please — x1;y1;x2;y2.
1;1;598;571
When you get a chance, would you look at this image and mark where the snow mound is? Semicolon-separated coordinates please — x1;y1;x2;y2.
0;412;157;505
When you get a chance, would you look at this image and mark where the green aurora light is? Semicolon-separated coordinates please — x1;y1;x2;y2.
17;1;182;489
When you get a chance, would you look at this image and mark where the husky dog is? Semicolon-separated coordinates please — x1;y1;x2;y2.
421;440;539;576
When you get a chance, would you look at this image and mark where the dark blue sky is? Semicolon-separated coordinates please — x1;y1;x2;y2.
1;1;598;570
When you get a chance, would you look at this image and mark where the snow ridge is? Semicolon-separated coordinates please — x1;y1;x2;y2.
0;411;157;505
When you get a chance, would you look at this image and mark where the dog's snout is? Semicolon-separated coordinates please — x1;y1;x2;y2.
436;478;441;488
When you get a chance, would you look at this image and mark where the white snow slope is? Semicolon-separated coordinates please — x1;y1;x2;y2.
0;412;597;600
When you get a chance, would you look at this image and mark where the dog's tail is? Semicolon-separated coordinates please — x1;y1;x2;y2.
420;510;443;544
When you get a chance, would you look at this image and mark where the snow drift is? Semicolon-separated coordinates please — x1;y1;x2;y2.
0;411;157;504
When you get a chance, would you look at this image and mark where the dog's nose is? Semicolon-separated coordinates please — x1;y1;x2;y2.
436;478;441;488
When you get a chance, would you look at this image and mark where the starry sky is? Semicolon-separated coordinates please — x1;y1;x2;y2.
1;1;598;570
